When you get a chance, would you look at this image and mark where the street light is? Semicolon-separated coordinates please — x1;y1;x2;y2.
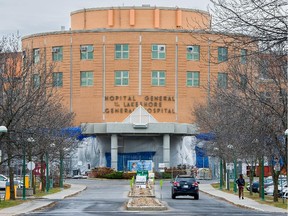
285;129;288;185
227;144;237;193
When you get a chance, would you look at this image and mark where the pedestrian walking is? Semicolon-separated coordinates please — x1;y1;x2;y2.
236;174;245;199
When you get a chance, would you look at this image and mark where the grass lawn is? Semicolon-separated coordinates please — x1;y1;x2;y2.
0;183;70;209
211;182;288;210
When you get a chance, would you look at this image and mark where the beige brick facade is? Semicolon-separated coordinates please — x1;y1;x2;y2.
22;7;233;126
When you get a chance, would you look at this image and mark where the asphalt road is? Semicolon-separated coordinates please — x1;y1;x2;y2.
26;179;281;216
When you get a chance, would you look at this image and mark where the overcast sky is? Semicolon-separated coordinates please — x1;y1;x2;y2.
0;0;211;38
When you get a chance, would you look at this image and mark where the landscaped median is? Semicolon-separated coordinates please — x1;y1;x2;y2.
126;182;167;211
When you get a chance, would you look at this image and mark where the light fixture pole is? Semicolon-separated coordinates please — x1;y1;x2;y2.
60;149;64;189
46;151;49;192
285;129;288;185
22;141;26;200
220;159;223;190
260;157;265;201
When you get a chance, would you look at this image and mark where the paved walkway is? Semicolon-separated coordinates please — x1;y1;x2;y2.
200;184;288;213
0;183;287;215
0;184;87;216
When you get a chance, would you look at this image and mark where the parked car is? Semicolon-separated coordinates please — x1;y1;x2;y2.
245;176;287;193
280;188;288;199
171;175;199;200
264;180;287;195
0;174;8;190
0;174;23;189
265;181;287;196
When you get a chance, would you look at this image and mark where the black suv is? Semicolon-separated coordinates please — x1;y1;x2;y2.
171;175;199;200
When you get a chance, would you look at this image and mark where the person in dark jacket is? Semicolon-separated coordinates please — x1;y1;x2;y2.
236;174;245;199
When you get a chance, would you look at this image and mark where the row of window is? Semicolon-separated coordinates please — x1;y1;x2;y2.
43;71;228;88
32;45;247;64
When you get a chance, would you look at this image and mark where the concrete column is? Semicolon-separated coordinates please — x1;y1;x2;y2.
111;134;118;170
163;134;170;167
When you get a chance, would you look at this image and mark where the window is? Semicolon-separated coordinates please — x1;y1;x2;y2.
187;71;200;87
115;44;129;59
259;59;269;79
241;49;247;64
115;71;129;86
218;47;228;63
80;45;93;60
187;45;200;61
240;74;247;89
218;72;228;88
33;74;40;88
53;72;63;87
152;44;166;59
151;71;166;86
80;71;93;86
33;48;40;64
52;46;63;61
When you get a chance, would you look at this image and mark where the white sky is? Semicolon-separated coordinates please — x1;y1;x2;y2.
0;0;211;37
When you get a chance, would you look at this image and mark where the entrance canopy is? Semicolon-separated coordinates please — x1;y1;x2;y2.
81;106;198;136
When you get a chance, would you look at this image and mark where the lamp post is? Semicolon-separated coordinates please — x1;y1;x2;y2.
285;129;288;185
227;144;237;193
220;159;223;190
22;140;26;200
59;149;64;189
260;156;265;201
46;151;49;192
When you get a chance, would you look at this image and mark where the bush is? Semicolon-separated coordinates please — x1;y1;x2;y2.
122;172;136;179
104;171;123;179
90;167;114;178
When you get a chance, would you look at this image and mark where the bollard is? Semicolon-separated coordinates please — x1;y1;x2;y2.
5;181;18;200
5;184;10;200
25;175;29;188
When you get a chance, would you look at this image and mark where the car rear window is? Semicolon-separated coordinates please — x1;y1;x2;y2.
176;177;195;183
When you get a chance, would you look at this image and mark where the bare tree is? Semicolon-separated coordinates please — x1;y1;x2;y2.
0;35;76;199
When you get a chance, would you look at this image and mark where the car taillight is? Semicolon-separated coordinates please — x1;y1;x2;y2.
174;182;180;187
193;182;198;187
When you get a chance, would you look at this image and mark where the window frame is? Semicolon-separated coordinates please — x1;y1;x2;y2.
151;71;166;86
33;48;40;64
80;71;94;87
186;45;200;61
151;44;166;60
114;70;129;86
217;72;228;89
33;74;40;88
52;72;63;87
80;45;94;60
115;44;129;59
52;46;63;62
241;49;247;64
186;71;200;87
218;47;228;63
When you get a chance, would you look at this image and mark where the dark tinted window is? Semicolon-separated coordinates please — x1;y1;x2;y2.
176;177;195;183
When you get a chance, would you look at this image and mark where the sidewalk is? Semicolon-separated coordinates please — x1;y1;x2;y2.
0;184;87;216
200;184;288;213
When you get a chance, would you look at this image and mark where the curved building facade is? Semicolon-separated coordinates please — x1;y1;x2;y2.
22;6;242;171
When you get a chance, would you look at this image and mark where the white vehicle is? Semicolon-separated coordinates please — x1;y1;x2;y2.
0;174;23;189
264;181;287;196
0;174;8;189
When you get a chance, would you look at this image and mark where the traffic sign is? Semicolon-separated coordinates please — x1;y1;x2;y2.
27;161;35;170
